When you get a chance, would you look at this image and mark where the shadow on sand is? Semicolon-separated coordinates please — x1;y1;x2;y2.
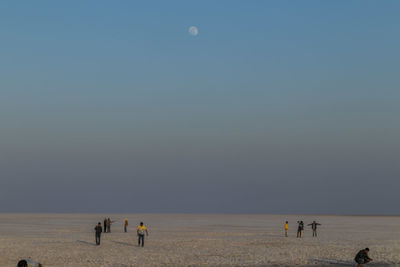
76;240;97;246
312;259;353;266
312;259;391;267
112;241;137;247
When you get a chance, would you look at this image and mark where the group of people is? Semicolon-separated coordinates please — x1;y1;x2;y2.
102;217;129;233
284;220;321;238
17;219;373;267
103;217;114;233
16;247;374;267
94;218;148;247
284;221;373;266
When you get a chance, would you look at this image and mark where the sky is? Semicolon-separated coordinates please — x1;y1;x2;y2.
1;1;399;214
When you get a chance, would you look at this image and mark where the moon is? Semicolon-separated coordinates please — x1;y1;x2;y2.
188;26;199;36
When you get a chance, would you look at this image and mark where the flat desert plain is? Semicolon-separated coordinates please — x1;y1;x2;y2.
0;214;399;266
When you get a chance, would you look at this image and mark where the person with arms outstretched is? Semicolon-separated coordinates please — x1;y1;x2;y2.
307;221;321;237
137;222;149;247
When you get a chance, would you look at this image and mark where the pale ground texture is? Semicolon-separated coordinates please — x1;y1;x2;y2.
0;214;399;267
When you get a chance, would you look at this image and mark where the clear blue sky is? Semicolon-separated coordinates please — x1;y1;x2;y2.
1;1;399;213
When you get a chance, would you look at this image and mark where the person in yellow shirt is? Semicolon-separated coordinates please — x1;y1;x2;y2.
137;222;149;247
284;221;289;237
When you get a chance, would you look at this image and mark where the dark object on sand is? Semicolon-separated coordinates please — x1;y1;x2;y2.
355;248;372;266
17;259;42;267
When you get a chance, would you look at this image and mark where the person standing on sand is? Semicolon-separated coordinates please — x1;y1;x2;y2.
103;218;107;233
300;221;304;237
137;222;149;247
124;218;128;232
94;222;102;245
107;218;111;233
307;221;321;237
355;248;372;267
297;221;304;238
284;221;289;237
296;222;301;238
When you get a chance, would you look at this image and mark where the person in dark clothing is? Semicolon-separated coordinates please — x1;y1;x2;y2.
103;218;107;233
355;248;372;267
300;221;304;236
137;222;149;247
94;222;102;245
124;218;128;233
107;218;112;233
17;260;28;267
307;221;321;237
297;221;304;238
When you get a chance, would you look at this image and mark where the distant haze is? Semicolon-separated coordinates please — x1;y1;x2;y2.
1;1;399;214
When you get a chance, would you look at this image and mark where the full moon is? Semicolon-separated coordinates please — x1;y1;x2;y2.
188;26;198;36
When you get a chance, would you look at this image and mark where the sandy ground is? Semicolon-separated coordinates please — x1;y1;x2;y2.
0;214;399;267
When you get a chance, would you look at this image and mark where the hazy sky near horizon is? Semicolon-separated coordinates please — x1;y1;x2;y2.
1;1;399;214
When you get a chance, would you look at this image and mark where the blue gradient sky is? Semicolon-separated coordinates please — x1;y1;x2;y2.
1;1;399;213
